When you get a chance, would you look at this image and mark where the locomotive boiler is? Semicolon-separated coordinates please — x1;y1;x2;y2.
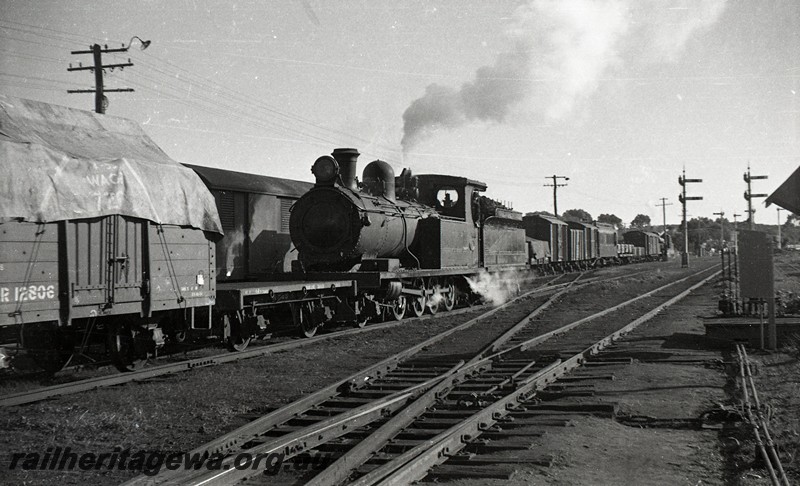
290;148;437;271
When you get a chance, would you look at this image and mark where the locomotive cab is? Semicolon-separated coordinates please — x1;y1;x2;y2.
414;174;484;224
411;175;527;270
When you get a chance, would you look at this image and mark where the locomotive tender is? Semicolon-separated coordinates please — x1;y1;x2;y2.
0;96;666;372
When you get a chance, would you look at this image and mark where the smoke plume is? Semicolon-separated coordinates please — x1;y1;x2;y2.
401;0;728;152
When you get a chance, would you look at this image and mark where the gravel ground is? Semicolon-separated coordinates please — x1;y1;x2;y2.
425;253;800;486
0;259;728;485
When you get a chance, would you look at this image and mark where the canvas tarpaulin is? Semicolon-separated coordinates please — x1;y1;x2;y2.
765;165;800;216
0;95;222;233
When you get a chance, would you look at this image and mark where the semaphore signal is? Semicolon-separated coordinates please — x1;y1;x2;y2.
678;168;703;268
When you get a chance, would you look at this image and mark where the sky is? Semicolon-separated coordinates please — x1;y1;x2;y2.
1;0;798;227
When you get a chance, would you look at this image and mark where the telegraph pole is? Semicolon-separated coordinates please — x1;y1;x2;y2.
743;165;768;230
68;36;150;114
713;210;725;249
732;213;741;249
678;168;703;267
777;208;784;250
657;197;673;235
544;175;569;217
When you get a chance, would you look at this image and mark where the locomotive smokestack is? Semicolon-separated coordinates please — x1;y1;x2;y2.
332;148;360;191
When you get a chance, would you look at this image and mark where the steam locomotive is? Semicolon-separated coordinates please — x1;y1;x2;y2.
0;96;664;372
285;147;531;329
290;147;664;274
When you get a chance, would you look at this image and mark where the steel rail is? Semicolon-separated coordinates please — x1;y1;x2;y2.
202;265;715;486
150;362;468;486
358;268;721;486
468;272;586;362
153;265;717;486
1;270;632;403
737;345;779;484
304;275;588;486
120;265;669;485
1;275;577;408
515;264;720;352
119;273;578;486
150;273;587;486
311;265;719;486
737;344;789;486
741;347;789;486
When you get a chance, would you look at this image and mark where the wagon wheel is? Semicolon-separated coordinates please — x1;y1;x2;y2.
408;278;426;318
172;330;188;344
293;302;318;338
356;309;369;328
442;277;456;312
391;295;407;321
107;322;147;372
426;277;440;315
22;323;72;373
225;314;251;352
355;297;373;328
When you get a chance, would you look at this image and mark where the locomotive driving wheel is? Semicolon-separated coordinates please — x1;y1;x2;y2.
442;277;456;312
408;278;426;318
426;277;440;315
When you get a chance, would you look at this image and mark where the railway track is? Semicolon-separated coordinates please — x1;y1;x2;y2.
2;271;599;408
123;263;719;485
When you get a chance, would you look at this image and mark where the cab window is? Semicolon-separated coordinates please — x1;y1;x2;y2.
434;186;465;219
436;188;459;208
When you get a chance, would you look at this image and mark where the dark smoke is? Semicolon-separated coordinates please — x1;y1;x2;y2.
401;47;530;152
400;0;729;153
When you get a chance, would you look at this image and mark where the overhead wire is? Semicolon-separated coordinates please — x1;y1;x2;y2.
125;50;394;151
0;19;397;159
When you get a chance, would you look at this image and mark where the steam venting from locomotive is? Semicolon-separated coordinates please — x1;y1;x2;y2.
400;0;728;152
465;269;524;307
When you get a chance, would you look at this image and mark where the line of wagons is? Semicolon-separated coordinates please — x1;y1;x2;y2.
0;96;667;372
525;214;667;273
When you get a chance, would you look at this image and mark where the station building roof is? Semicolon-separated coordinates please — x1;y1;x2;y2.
766;165;800;216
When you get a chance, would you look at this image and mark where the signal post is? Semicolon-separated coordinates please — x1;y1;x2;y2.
743;165;768;229
678;169;703;268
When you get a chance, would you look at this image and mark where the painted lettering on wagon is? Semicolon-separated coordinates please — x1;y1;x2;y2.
85;173;122;186
0;285;56;303
83;163;126;210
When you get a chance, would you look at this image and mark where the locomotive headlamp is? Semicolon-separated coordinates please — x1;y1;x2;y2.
311;155;339;186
